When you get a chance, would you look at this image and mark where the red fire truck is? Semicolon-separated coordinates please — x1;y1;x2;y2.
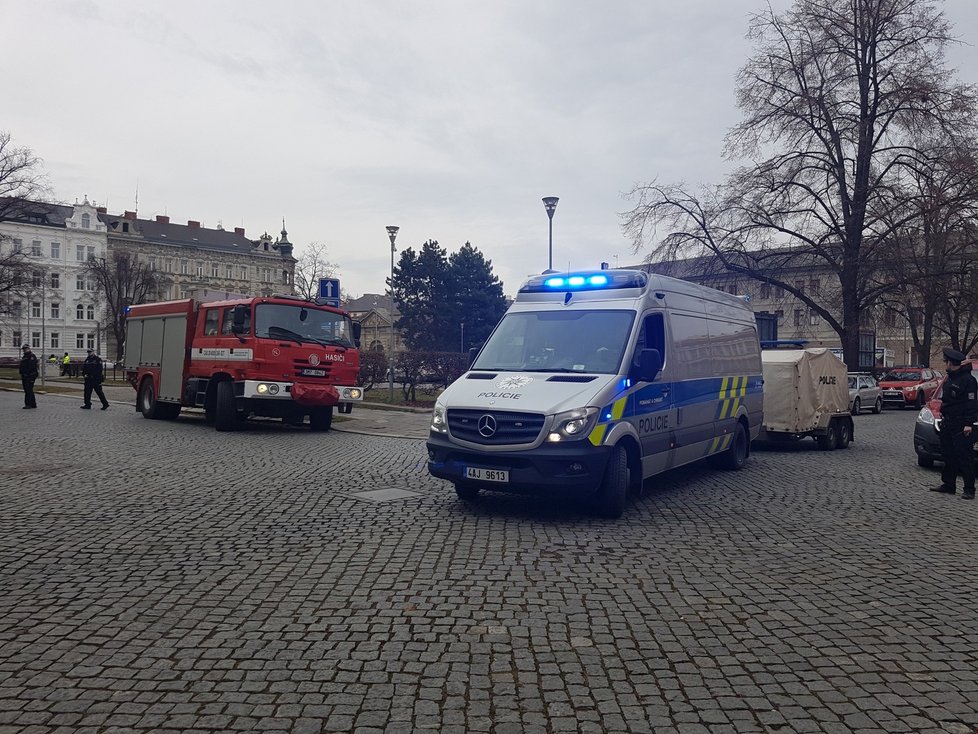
124;295;363;431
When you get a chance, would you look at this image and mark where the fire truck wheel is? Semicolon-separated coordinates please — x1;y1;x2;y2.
215;380;240;432
139;378;161;419
310;406;333;431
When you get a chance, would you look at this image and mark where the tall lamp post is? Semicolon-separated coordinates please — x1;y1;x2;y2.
542;196;559;272
386;225;399;402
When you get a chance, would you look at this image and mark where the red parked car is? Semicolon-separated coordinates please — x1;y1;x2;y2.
878;366;943;409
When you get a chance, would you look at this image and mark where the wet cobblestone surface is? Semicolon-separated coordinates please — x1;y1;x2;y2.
1;390;976;733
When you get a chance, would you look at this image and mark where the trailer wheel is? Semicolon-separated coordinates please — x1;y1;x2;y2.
139;378;161;419
817;421;838;451
309;406;333;431
835;418;852;449
454;482;480;501
593;444;628;519
215;380;240;432
719;422;749;470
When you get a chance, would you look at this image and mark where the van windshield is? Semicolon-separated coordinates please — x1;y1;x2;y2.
473;310;634;374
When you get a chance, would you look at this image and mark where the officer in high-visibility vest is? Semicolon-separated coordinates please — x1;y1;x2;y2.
61;352;71;377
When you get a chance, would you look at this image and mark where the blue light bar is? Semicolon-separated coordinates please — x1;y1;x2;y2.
520;269;649;294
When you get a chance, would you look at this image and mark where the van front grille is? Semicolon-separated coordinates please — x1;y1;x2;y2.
447;409;545;445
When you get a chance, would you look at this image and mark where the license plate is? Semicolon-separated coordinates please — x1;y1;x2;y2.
465;466;509;483
301;368;326;376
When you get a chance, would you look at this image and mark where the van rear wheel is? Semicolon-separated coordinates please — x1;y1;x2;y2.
593;445;628;518
719;423;749;470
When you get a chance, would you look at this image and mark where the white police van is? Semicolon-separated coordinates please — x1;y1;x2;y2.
426;269;764;517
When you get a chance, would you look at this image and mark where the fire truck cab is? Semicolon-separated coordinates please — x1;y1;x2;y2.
124;295;363;431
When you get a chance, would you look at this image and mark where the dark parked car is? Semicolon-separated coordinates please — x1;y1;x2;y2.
913;361;978;468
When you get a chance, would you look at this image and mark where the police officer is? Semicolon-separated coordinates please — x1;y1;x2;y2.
80;348;110;410
931;346;977;500
19;344;39;409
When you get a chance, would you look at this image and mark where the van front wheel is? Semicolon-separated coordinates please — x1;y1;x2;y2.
593;445;628;519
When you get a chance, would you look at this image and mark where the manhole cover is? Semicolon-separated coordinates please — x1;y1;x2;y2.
351;488;422;503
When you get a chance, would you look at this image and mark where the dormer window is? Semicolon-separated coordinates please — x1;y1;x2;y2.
81;213;90;229
122;222;129;233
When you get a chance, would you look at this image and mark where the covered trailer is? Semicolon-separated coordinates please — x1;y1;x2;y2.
758;348;854;450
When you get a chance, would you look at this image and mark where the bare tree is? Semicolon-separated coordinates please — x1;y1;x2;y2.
86;251;169;361
292;242;338;301
623;0;977;367
0;131;50;313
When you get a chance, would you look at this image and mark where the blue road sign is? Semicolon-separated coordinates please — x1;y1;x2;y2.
318;277;340;306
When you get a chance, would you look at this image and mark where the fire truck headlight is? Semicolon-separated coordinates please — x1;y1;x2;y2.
348;388;362;400
257;383;269;394
267;384;280;395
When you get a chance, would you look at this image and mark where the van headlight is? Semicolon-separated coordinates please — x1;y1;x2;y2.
548;407;599;442
431;403;448;434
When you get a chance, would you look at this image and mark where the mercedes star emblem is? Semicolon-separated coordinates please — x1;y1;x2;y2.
478;414;497;438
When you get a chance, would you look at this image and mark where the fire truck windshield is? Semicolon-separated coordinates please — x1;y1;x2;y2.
255;304;355;348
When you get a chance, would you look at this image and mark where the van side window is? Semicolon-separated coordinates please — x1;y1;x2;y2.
203;309;220;336
636;313;666;363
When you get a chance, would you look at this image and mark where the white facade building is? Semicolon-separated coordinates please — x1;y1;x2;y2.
0;198;108;362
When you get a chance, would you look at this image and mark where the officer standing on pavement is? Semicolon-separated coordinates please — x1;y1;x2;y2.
19;344;39;409
80;348;110;410
931;346;977;500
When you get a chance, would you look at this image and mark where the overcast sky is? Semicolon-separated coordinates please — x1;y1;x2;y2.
6;0;978;298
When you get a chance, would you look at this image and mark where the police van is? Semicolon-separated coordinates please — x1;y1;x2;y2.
426;268;764;517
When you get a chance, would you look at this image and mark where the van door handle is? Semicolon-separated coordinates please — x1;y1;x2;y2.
661;388;670;396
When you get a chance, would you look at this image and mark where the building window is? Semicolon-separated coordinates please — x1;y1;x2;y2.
76;304;85;320
51;272;60;289
774;286;784;299
13;331;22;347
282;270;289;285
32;271;42;287
12;239;22;253
76;246;85;262
775;309;784;321
759;284;770;299
32;332;41;348
211;263;219;278
11;301;21;317
793;309;803;327
196;262;204;278
809;278;820;294
31;302;41;318
31;240;42;256
165;259;173;273
181;261;189;275
226;266;233;279
51;242;60;259
241;267;248;280
883;311;897;327
149;256;157;270
51;303;60;319
81;213;90;229
87;246;95;261
87;278;96;291
87;333;95;349
76;275;86;290
51;332;59;348
809;311;819;326
794;280;805;295
76;333;85;349
86;304;95;321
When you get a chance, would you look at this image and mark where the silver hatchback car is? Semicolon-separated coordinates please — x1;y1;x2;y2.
848;372;883;414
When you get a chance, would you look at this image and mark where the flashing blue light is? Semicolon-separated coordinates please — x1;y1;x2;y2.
568;276;585;286
589;275;609;286
544;277;565;288
522;269;648;294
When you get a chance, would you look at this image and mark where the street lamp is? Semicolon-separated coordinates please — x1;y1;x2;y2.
386;225;399;402
542;196;559;272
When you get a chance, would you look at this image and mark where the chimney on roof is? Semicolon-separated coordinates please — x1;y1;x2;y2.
188;220;200;229
234;227;246;236
156;215;170;224
96;206;107;214
124;210;137;220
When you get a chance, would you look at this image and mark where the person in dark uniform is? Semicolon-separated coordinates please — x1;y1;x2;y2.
80;348;110;410
19;344;39;409
931;346;977;499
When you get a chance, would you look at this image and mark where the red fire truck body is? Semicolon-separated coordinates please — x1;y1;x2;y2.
124;296;363;431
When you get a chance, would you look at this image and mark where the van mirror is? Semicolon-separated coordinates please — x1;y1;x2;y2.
467;347;480;368
633;348;662;382
231;305;249;334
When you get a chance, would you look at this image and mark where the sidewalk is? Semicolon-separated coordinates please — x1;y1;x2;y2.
0;378;430;440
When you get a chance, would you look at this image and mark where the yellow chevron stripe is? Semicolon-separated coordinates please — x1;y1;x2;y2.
719;376;730;398
588;424;608;447
722;434;732;450
611;396;627;420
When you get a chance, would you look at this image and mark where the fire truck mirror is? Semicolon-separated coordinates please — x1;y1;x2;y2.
231;305;249;334
352;322;362;347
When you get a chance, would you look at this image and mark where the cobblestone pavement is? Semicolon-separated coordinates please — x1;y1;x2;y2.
1;390;976;734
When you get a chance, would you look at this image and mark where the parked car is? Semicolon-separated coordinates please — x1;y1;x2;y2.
913;361;978;468
847;372;883;414
879;366;942;409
